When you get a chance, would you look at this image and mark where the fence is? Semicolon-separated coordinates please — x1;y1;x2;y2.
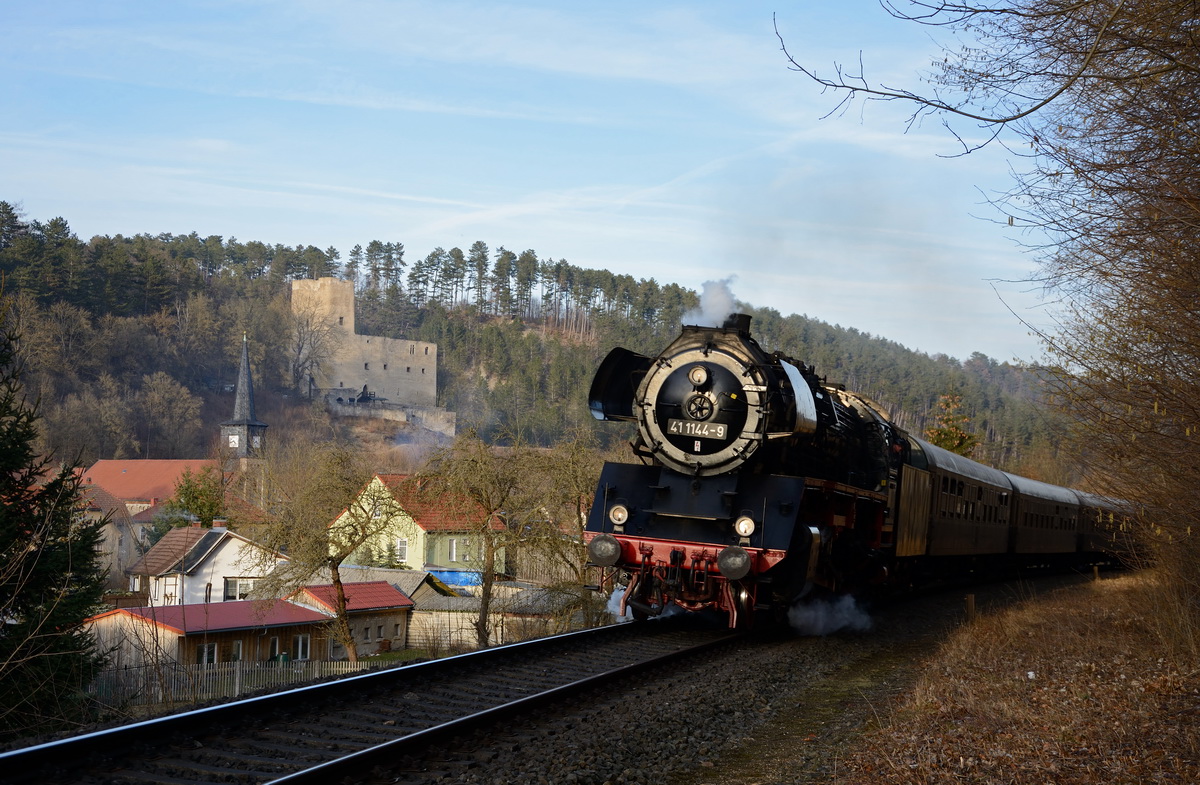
88;658;411;714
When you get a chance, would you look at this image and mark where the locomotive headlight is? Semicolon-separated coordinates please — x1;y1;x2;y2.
688;365;709;386
587;534;623;567
734;516;756;538
608;504;630;526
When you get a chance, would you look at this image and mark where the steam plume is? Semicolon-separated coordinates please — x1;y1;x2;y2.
788;595;873;636
682;278;738;327
606;586;634;623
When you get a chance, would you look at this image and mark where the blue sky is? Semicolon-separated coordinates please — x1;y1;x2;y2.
2;1;1050;362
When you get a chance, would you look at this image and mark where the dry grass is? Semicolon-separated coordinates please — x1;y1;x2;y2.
832;574;1200;784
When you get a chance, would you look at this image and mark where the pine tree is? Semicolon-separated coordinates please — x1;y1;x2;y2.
0;301;107;741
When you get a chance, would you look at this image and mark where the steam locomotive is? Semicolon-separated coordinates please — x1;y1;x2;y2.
584;314;1123;627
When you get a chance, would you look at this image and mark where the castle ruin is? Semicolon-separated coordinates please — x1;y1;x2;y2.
291;277;455;438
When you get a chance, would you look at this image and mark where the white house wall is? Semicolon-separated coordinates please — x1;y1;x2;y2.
147;534;283;605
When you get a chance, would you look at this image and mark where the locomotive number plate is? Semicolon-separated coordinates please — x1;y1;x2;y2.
667;419;727;440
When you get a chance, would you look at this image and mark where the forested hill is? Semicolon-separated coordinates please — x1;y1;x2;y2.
0;202;1067;479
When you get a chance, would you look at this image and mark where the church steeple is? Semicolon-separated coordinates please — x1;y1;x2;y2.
221;334;268;458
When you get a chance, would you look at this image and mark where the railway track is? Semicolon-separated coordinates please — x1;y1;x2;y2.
1;620;742;785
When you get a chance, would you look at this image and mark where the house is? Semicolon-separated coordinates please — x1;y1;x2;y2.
340;474;508;580
335;565;460;607
495;584;603;642
125;526;287;605
79;484;150;591
88;600;333;668
407;594;505;652
81;459;217;518
290;581;415;659
82;338;272;592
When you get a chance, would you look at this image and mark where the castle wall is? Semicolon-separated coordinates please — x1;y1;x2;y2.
291;278;438;409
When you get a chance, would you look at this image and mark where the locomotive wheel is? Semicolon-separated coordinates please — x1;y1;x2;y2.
731;582;756;629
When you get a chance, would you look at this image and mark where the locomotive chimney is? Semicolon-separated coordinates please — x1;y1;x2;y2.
723;313;752;334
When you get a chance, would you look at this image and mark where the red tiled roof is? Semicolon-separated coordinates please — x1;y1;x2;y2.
88;600;330;635
381;475;504;532
130;501;167;524
300;581;414;613
82;459;216;502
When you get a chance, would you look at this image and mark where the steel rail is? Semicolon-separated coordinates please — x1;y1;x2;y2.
266;628;744;784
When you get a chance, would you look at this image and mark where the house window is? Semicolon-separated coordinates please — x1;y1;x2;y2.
395;537;408;562
293;634;311;661
362;627;371;641
197;642;217;666
377;625;384;640
231;640;243;662
448;538;457;562
163;575;178;605
129;575;141;592
461;539;471;562
224;578;255;601
204;582;212;603
394;623;402;637
268;636;280;660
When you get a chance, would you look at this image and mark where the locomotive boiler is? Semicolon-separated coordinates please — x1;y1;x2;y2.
584;313;1120;627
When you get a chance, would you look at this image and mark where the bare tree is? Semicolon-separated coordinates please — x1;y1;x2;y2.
137;372;203;458
286;301;341;396
783;0;1200;654
247;438;395;663
413;431;543;649
521;429;607;630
